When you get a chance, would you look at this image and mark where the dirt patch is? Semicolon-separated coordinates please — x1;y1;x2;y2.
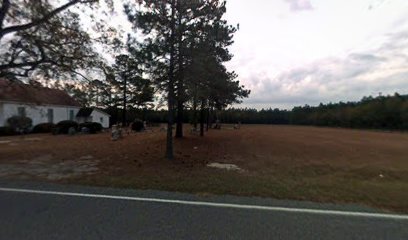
0;154;99;180
24;137;43;142
207;162;243;171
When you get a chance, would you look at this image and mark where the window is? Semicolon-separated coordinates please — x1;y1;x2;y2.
69;110;74;121
17;107;26;117
100;117;104;123
47;109;54;123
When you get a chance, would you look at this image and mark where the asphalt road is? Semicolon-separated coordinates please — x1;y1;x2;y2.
0;181;407;240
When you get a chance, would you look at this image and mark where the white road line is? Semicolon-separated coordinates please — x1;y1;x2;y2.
0;187;407;220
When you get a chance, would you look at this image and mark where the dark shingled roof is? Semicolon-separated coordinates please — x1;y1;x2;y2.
0;78;80;107
76;107;94;117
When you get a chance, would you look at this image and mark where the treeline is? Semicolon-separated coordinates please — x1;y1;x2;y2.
111;93;408;130
290;94;408;130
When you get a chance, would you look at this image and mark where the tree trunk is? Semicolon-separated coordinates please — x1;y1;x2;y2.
166;89;175;159
122;74;127;127
193;96;198;129
206;105;211;131
176;101;183;137
175;8;184;138
142;108;146;121
200;100;205;137
166;0;176;160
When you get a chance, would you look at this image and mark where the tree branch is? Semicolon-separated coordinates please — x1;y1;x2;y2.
0;0;10;29
0;59;44;71
0;0;96;39
70;69;92;82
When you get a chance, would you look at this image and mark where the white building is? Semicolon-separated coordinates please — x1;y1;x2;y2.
75;107;111;128
0;79;110;128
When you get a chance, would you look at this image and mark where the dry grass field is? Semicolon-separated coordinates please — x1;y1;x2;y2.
1;125;408;212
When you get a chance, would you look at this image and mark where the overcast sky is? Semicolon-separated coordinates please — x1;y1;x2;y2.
222;0;408;109
106;0;408;109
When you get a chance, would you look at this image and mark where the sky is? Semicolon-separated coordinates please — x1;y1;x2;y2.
223;0;408;109
103;0;408;110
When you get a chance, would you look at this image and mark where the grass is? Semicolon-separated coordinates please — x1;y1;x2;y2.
1;125;408;213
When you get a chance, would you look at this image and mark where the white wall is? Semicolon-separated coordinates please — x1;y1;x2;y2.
0;102;80;127
90;110;110;128
0;103;4;127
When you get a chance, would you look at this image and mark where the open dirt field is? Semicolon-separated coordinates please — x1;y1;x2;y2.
1;125;407;212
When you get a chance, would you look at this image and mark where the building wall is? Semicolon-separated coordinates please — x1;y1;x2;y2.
76;116;93;124
0;102;80;127
0;103;4;127
90;110;110;128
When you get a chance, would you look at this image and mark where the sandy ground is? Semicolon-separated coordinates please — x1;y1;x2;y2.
0;125;407;212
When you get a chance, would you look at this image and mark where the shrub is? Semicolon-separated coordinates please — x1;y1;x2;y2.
7;116;32;133
146;122;160;127
132;119;144;132
0;126;17;136
79;122;103;134
32;123;56;133
56;120;78;134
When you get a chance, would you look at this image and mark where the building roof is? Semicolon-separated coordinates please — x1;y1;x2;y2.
0;78;80;107
76;107;94;117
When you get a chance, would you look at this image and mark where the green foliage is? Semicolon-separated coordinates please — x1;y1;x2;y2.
113;54;155;108
0;0;103;79
218;108;290;125
56;120;79;134
79;122;103;134
289;94;408;130
213;93;408;131
0;126;17;136
7;116;33;132
98;93;408;131
32;123;56;133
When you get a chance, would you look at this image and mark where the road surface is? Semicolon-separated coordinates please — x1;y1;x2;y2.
0;180;407;240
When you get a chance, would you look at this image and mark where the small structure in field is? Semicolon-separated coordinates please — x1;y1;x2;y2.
213;119;222;129
190;127;199;135
111;125;123;141
233;121;241;130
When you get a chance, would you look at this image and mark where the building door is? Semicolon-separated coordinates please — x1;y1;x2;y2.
17;107;26;117
69;110;74;121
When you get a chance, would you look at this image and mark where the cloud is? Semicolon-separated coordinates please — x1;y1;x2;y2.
284;0;313;11
368;0;388;10
240;30;408;109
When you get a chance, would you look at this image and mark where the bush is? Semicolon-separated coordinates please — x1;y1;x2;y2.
7;116;32;133
132;119;144;132
56;120;78;134
146;122;160;127
0;126;17;136
32;123;56;133
79;122;103;134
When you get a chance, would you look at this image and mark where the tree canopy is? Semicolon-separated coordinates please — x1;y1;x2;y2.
0;0;113;80
124;0;249;159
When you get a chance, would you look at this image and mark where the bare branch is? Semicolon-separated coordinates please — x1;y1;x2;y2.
0;60;44;71
0;0;10;29
0;0;96;39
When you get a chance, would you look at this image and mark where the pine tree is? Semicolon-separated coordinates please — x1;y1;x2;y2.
125;0;249;158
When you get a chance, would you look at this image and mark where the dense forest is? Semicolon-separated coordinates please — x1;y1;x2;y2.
113;93;408;131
